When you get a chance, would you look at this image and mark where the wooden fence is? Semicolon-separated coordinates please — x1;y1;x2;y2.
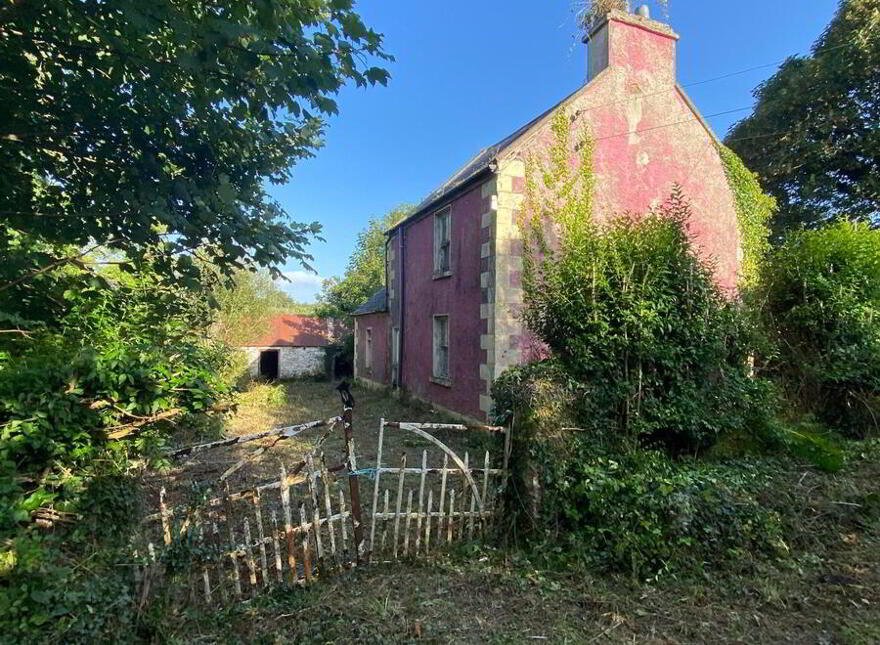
135;394;509;607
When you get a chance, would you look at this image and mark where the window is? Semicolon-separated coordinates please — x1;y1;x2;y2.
365;328;373;371
433;315;449;381
391;327;400;386
433;207;451;276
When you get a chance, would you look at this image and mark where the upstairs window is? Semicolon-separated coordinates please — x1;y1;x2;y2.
434;207;451;276
433;315;449;381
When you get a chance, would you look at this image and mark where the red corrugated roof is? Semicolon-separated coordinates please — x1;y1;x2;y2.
242;315;333;348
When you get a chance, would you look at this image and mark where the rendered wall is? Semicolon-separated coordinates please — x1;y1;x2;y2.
244;346;326;379
397;183;487;420
354;312;391;387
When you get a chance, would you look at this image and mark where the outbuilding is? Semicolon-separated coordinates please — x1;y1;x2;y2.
240;314;334;380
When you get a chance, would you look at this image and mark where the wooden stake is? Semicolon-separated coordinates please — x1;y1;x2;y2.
279;464;298;585
380;489;390;554
270;510;283;584
369;418;385;559
447;489;456;544
415;450;427;554
252;488;269;587
212;523;228;603
320;455;339;567
481;451;491;534
393;453;407;560
306;455;324;567
425;489;433;552
199;525;212;604
299;503;313;583
338;488;349;559
159;487;172;546
403;489;414;556
438;453;449;539
342;404;365;564
222;482;242;598
243;518;258;589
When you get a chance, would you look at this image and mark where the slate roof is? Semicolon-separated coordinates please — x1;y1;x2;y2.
352;287;388;316
240;314;333;348
388;86;582;234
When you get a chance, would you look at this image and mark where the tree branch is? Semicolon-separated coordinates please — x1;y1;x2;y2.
0;239;120;293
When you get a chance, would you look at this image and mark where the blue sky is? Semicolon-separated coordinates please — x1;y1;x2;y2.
272;0;840;302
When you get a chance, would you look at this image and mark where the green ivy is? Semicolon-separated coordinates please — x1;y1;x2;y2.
718;144;776;287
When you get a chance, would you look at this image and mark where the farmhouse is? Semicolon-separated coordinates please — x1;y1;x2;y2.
240;314;334;380
353;7;745;421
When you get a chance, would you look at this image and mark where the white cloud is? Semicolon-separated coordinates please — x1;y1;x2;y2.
276;270;324;303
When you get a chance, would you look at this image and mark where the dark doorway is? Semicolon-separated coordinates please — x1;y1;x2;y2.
259;350;280;380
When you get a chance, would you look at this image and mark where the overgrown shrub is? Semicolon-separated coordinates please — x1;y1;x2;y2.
0;271;234;533
492;109;783;575
558;451;785;578
759;221;880;437
519;126;773;452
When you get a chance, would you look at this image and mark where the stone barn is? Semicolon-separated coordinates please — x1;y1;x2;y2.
241;314;334;380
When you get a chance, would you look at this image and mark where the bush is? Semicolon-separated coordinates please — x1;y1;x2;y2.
759;221;880;437
518;190;774;453
558;451;785;578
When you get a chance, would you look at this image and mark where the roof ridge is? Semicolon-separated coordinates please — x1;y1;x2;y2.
388;83;588;233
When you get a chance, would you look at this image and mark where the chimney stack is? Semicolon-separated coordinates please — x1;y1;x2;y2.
585;6;679;82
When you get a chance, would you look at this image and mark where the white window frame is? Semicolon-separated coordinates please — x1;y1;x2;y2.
433;207;452;277
432;314;450;383
391;326;400;386
365;327;373;372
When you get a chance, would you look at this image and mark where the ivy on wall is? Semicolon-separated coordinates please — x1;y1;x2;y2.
718;144;776;287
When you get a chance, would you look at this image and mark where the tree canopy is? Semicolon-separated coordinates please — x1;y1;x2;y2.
0;0;391;296
317;204;411;318
726;0;880;234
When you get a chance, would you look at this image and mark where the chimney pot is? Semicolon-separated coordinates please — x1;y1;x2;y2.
636;4;651;19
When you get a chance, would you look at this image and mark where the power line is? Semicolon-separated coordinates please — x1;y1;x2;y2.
569;35;871;124
591;106;754;143
679;38;859;89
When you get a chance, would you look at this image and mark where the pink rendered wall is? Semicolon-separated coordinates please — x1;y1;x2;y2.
399;183;486;420
511;15;742;291
355;313;390;386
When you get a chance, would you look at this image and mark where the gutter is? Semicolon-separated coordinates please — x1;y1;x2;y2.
386;165;495;235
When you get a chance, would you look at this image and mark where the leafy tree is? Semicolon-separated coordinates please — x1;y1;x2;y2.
726;0;880;233
0;0;391;296
0;0;390;533
317;204;411;318
210;268;308;347
758;221;880;437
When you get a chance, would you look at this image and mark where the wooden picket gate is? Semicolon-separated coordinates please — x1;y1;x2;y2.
135;392;509;608
367;420;509;561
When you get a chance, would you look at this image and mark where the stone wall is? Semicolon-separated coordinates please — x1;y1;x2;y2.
244;346;327;379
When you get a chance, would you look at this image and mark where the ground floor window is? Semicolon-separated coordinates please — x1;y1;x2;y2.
365;328;373;371
433;315;449;381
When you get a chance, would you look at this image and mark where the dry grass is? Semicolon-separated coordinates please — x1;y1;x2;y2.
142;380;497;526
137;387;880;645
149;498;880;644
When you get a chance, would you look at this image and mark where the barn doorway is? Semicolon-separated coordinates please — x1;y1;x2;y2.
259;350;280;380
